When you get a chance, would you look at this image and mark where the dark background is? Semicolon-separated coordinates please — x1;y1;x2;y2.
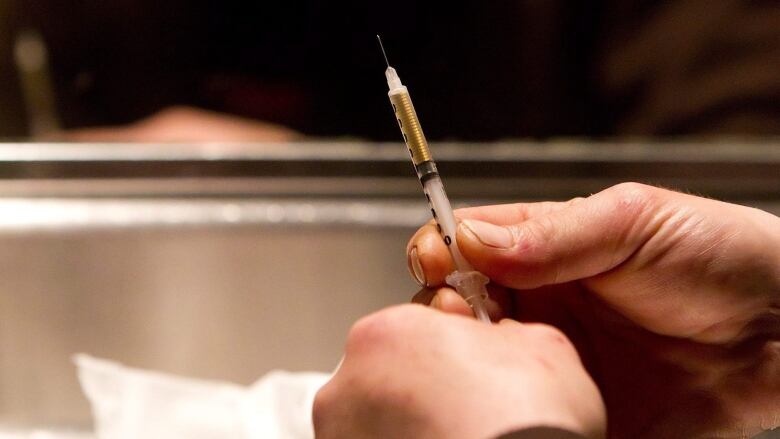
1;0;779;139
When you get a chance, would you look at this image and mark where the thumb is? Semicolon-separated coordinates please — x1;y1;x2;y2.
456;183;663;289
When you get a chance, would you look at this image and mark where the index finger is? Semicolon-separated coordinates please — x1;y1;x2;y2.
406;199;580;286
453;199;583;226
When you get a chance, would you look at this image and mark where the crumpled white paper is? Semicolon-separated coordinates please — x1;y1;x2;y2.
74;354;329;439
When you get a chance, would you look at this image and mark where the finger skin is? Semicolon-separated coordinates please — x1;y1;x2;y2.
406;199;581;287
411;287;472;317
412;286;510;321
430;287;473;317
453;199;582;226
407;223;455;286
456;183;658;289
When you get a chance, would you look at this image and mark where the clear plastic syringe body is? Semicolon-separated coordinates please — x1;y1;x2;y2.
384;66;491;323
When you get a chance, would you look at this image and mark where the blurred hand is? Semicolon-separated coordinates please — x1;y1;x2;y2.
49;106;302;142
313;304;606;439
407;183;780;438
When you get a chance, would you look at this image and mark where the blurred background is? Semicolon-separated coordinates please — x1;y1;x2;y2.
1;0;779;140
0;0;779;435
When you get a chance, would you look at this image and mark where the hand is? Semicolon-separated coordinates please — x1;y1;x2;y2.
49;106;301;142
408;183;780;438
313;305;606;439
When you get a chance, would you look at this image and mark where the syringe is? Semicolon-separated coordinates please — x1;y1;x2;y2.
378;36;491;324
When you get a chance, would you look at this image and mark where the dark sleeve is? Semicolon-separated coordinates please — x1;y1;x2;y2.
495;426;589;439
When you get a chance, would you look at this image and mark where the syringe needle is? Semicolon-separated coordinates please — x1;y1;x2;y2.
377;34;390;67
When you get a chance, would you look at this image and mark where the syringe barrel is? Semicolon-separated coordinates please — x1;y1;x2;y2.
388;88;431;166
384;65;491;323
388;87;472;271
423;175;473;271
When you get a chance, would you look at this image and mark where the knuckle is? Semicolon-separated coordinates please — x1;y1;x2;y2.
524;323;576;351
609;182;659;212
518;214;557;262
603;183;663;239
346;315;389;354
345;305;423;354
507;216;561;286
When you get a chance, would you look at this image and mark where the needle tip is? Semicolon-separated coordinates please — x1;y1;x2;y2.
376;34;390;67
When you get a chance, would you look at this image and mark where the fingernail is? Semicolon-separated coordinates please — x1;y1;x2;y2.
460;219;515;249
408;247;426;286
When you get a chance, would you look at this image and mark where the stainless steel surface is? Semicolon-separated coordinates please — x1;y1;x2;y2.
0;141;778;202
0;141;778;428
1;224;416;426
0;199;432;231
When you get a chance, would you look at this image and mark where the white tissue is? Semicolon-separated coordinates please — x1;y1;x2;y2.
74;355;329;439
